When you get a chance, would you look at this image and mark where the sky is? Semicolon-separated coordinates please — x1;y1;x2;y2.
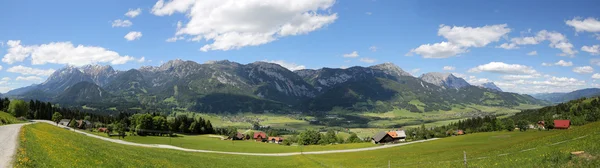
1;0;600;94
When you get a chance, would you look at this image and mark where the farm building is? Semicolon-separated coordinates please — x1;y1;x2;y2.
58;119;71;126
537;121;545;129
387;130;407;142
231;133;245;140
98;127;109;133
269;137;284;144
372;131;394;144
456;130;464;135
254;132;267;142
554;120;571;129
76;120;93;129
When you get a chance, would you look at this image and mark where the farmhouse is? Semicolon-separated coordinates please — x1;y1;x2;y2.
372;131;394;144
58;119;71;126
554;120;571;129
456;130;464;135
537;121;545;129
254;132;267;142
232;132;245;140
269;137;284;144
387;130;407;142
76;120;93;129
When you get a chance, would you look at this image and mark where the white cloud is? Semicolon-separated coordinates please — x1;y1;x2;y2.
527;51;538;56
466;76;491;85
592;73;600;79
124;31;143;41
409;24;510;58
438;24;511;47
498;75;587;94
359;57;376;63
410;68;421;76
137;57;146;63
555;60;573;67
263;60;305;71
502;74;540;80
498;30;576;57
6;65;55;76
573;66;594;74
468;62;538;74
2;40;136;66
125;8;142;18
343;51;359;58
582;45;600;55
0;87;12;93
544;60;573;67
112;19;133;27
369;46;377;52
443;66;455;71
166;36;185;42
451;73;467;79
152;0;338;51
16;76;43;81
0;65;2;71
2;40;34;64
566;17;600;33
496;43;518;50
407;42;466;58
1;77;9;81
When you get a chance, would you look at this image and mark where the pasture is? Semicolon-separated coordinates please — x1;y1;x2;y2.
16;121;600;167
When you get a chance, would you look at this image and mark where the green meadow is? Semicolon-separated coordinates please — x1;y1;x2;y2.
16;121;600;167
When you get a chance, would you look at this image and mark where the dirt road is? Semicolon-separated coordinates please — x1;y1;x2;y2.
0;123;28;168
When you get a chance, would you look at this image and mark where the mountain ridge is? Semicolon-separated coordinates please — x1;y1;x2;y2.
5;60;548;113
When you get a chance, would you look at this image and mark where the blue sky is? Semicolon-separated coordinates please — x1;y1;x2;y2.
1;0;600;94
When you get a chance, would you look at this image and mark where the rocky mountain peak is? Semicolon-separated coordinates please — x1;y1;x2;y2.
481;82;503;92
369;62;412;77
420;72;470;89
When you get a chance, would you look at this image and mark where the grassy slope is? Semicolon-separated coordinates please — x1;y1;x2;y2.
85;130;374;153
0;111;20;125
18;122;600;167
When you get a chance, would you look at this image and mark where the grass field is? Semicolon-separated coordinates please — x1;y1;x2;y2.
84;130;374;153
0;111;21;125
17;121;600;167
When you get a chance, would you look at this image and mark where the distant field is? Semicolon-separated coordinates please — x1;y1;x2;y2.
85;130;374;153
16;122;600;167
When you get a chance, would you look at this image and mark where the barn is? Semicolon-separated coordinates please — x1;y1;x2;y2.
554;120;571;129
372;131;394;144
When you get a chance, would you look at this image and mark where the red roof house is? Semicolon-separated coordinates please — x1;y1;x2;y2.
554;120;571;129
253;132;267;142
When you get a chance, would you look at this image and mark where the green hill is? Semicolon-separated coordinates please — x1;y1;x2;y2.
17;122;600;167
0;111;19;125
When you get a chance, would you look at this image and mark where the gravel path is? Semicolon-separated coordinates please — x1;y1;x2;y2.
0;123;29;168
34;120;438;156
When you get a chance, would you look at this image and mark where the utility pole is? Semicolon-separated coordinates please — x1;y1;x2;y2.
463;151;467;168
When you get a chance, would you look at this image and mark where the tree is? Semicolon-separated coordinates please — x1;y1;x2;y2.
68;119;77;128
346;133;361;143
324;130;338;144
8;100;28;118
505;119;515;131
298;129;321;145
52;112;63;124
84;115;91;121
517;120;529;132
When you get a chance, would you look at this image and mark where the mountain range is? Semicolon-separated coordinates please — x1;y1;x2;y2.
532;88;600;104
4;60;547;114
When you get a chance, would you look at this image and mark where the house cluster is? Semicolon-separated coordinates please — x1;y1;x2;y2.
226;131;285;144
526;120;571;130
58;119;94;130
371;130;406;144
